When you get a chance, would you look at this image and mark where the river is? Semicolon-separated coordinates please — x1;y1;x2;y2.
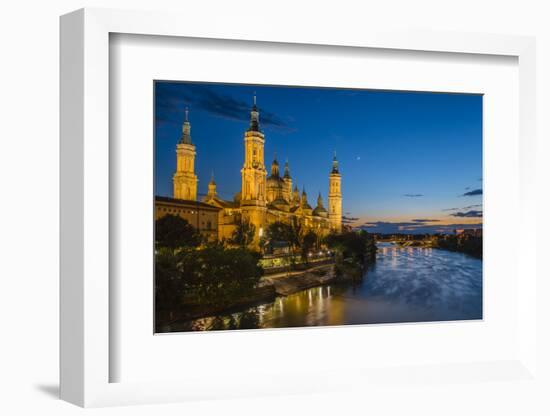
168;243;483;331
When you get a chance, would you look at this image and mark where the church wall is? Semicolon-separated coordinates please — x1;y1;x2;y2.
155;199;220;242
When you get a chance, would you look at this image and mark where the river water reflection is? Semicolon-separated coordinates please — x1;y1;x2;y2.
171;243;482;331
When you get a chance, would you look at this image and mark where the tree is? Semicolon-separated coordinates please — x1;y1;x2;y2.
174;245;263;307
155;244;265;321
301;230;318;263
230;216;256;248
266;221;291;246
288;218;304;254
265;219;306;265
155;246;185;316
325;230;376;265
155;214;201;249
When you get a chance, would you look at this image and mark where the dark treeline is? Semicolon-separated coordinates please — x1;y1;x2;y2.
325;230;377;281
155;215;265;329
434;234;482;259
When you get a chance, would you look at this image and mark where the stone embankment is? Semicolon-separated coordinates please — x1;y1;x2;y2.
262;264;336;296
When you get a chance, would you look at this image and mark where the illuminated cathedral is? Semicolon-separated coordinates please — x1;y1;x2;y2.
157;95;342;245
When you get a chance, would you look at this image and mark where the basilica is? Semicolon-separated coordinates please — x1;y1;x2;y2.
156;96;342;245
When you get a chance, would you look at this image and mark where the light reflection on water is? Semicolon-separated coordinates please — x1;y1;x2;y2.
171;243;482;331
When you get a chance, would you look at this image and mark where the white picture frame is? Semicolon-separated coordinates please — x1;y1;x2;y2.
60;7;537;407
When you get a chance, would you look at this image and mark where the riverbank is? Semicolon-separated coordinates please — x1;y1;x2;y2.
156;262;339;330
263;263;337;295
391;237;483;259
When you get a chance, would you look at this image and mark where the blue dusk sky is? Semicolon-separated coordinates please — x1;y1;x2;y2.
155;81;483;234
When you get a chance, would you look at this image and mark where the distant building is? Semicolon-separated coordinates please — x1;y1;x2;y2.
455;228;482;238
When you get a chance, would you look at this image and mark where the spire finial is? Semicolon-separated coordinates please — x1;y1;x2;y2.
331;151;339;173
248;92;260;132
180;106;192;144
210;170;214;182
283;157;291;179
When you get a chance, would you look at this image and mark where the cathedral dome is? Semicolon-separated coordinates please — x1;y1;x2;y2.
267;155;282;186
313;205;328;217
313;192;328;217
271;196;290;212
267;175;285;187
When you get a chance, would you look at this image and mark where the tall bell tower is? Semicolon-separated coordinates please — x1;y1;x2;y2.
240;94;267;239
328;152;342;232
173;108;198;201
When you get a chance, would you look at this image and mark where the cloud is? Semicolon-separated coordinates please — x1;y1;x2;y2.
403;194;424;198
450;210;483;218
155;83;293;131
342;215;359;224
359;221;482;235
443;204;482;212
411;219;440;223
463;189;482;196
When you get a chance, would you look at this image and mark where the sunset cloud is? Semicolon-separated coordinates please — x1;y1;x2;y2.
463;189;482;196
450;210;483;218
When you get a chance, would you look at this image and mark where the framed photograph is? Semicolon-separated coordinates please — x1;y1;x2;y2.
153;81;483;334
60;8;538;408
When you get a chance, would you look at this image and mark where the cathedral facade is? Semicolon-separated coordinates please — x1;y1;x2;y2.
162;96;342;245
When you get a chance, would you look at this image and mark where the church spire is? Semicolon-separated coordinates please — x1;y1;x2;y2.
328;151;342;232
180;106;192;144
173;106;198;200
207;171;217;199
284;158;291;178
270;153;280;177
248;92;260;132
331;151;339;173
317;192;324;207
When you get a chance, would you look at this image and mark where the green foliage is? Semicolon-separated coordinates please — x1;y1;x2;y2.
435;234;482;258
237;309;261;329
182;245;263;306
265;219;303;252
155;214;201;249
265;221;292;247
204;308;262;331
155;247;185;309
155;245;264;313
301;230;319;263
230;216;256;248
325;230;377;266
